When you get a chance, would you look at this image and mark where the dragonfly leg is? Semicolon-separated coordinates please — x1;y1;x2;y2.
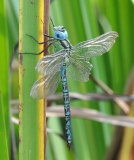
19;42;54;55
26;34;54;44
44;33;54;38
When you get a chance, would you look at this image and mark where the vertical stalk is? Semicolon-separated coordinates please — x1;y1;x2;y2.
19;0;50;160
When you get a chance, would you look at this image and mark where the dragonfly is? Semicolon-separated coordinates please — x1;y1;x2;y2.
24;20;118;149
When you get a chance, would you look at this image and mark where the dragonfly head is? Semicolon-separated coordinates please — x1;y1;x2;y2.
53;26;68;40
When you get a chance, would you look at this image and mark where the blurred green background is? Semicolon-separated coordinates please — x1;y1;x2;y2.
1;0;134;160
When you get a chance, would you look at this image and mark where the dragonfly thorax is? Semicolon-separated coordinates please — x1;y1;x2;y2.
53;26;68;40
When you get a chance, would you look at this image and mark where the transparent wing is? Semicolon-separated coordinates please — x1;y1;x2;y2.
66;56;93;82
71;31;118;60
35;49;67;75
30;71;60;99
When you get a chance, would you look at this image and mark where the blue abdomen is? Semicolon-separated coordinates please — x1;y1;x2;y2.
60;63;72;148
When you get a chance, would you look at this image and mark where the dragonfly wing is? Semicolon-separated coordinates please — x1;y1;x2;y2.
71;31;118;60
30;71;61;99
35;49;66;75
66;56;93;82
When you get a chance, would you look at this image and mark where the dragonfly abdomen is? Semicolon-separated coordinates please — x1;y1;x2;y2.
60;63;72;148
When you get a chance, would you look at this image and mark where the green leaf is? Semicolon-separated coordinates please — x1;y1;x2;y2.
0;0;10;159
0;94;9;160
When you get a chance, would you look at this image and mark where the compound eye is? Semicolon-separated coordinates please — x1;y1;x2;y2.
56;32;63;39
54;29;68;40
56;34;60;38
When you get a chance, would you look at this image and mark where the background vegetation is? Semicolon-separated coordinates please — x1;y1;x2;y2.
0;0;134;160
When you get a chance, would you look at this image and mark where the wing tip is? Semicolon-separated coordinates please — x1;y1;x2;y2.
108;31;119;38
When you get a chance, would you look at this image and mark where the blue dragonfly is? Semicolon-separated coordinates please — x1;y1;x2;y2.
25;21;118;149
